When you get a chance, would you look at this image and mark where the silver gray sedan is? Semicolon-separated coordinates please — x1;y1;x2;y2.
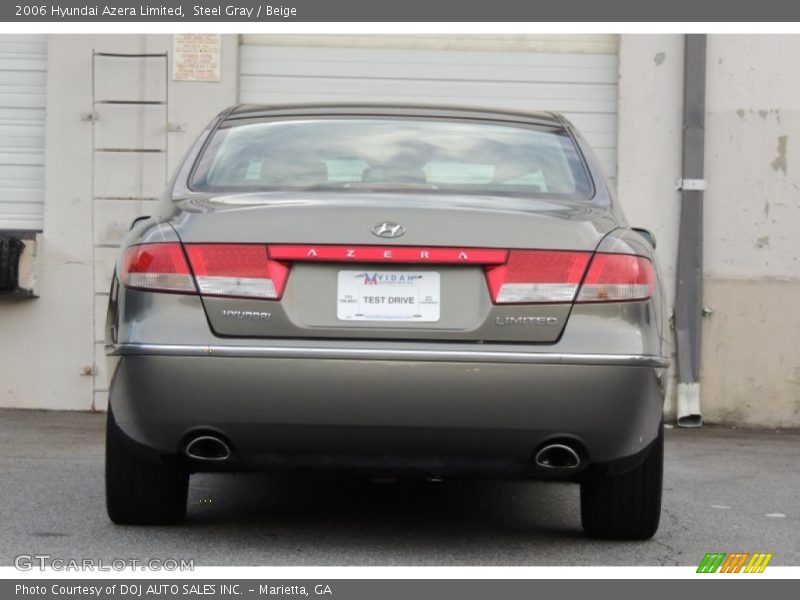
105;105;669;539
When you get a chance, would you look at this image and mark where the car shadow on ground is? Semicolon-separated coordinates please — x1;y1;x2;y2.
184;471;586;542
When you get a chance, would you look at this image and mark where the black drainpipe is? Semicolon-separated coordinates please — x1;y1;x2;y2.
674;34;707;428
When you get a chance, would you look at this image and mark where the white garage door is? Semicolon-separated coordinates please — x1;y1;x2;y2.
238;36;618;183
0;35;47;231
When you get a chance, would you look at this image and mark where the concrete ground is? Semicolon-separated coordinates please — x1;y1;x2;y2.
0;409;797;566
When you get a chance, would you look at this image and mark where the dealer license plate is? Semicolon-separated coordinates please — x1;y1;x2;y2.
336;270;441;322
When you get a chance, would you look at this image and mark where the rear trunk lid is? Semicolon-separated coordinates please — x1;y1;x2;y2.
168;192;617;343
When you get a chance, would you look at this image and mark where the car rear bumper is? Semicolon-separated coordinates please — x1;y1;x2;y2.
108;344;666;478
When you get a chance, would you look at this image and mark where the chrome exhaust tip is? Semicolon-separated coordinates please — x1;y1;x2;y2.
534;443;581;469
185;435;231;461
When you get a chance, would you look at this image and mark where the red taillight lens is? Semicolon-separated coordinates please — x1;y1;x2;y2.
486;250;592;304
576;253;655;303
184;244;289;299
120;243;654;305
121;243;196;293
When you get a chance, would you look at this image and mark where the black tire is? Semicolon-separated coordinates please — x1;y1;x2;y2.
105;410;189;525
580;423;663;540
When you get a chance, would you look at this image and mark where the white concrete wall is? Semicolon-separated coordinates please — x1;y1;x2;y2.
2;33;798;427
701;36;800;427
617;35;685;304
616;35;685;418
0;34;238;411
618;35;800;427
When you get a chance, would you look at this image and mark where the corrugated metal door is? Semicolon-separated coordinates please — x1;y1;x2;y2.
0;35;46;231
238;37;618;182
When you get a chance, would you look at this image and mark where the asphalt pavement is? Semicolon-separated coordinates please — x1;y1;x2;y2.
1;409;797;566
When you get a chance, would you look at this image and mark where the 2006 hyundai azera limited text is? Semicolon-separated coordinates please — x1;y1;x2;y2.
105;104;669;539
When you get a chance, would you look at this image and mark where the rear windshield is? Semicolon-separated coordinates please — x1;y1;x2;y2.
190;117;593;200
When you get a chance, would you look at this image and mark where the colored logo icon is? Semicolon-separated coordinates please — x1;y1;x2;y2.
697;552;773;573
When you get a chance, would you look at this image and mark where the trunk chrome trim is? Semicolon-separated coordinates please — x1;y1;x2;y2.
110;343;670;368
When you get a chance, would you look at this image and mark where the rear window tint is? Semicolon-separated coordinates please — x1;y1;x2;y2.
191;117;593;200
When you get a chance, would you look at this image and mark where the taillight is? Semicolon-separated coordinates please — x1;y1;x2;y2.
121;243;196;293
486;250;592;304
120;242;654;305
183;244;289;299
576;253;655;303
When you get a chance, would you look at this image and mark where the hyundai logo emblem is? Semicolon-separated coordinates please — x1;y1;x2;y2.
371;222;406;238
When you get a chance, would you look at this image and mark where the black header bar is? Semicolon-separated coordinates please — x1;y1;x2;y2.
4;0;800;22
